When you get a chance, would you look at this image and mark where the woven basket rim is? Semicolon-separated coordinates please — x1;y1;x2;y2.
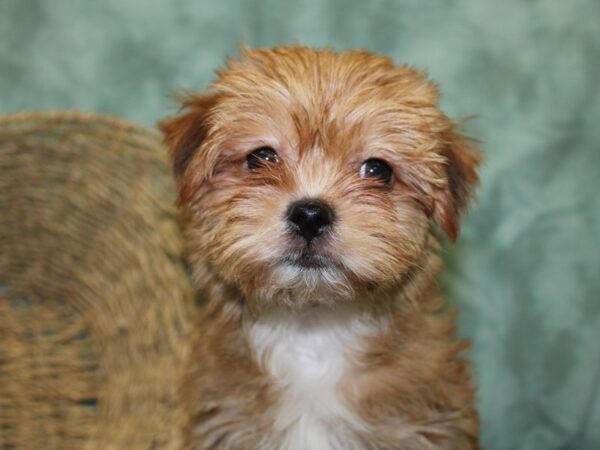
0;110;162;138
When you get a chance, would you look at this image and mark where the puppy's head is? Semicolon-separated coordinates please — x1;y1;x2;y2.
161;46;479;306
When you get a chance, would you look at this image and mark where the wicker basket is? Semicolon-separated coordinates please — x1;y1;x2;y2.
0;112;195;449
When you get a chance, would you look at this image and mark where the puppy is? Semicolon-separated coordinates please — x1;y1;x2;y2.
161;46;481;450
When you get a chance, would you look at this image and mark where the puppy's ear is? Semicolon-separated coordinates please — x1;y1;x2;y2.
159;94;219;204
431;127;481;241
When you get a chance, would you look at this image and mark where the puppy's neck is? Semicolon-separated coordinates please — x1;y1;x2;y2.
243;301;383;449
245;301;387;335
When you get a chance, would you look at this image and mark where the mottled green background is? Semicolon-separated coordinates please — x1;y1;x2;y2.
1;1;599;449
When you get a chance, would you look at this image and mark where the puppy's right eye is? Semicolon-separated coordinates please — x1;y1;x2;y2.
246;147;279;170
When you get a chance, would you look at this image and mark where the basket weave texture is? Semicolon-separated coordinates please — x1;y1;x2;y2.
0;112;195;449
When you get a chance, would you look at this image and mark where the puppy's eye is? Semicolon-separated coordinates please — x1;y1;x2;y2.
359;158;393;184
246;146;279;170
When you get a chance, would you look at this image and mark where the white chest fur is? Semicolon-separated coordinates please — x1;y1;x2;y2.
246;305;380;450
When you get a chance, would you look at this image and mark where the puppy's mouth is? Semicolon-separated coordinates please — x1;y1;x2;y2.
281;252;337;270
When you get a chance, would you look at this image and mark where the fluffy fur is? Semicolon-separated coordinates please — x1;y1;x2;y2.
161;46;481;450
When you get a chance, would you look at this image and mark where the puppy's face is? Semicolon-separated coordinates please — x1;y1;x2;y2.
161;47;479;306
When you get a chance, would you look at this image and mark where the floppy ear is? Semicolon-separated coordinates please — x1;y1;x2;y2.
159;94;219;204
431;128;481;241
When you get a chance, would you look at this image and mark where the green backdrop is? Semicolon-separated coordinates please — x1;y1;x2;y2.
1;1;599;449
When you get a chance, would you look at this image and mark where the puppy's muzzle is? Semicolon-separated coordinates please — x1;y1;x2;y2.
286;199;335;243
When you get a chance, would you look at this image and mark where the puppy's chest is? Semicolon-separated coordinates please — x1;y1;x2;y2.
247;310;374;450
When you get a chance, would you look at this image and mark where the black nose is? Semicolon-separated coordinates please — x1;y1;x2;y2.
287;199;335;242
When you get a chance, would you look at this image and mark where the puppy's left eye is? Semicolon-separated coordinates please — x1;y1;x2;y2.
359;159;394;184
246;146;279;170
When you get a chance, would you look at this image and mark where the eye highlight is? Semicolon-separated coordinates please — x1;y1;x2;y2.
246;146;279;170
359;158;394;184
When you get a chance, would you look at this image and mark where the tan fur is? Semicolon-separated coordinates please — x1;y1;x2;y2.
161;46;481;450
